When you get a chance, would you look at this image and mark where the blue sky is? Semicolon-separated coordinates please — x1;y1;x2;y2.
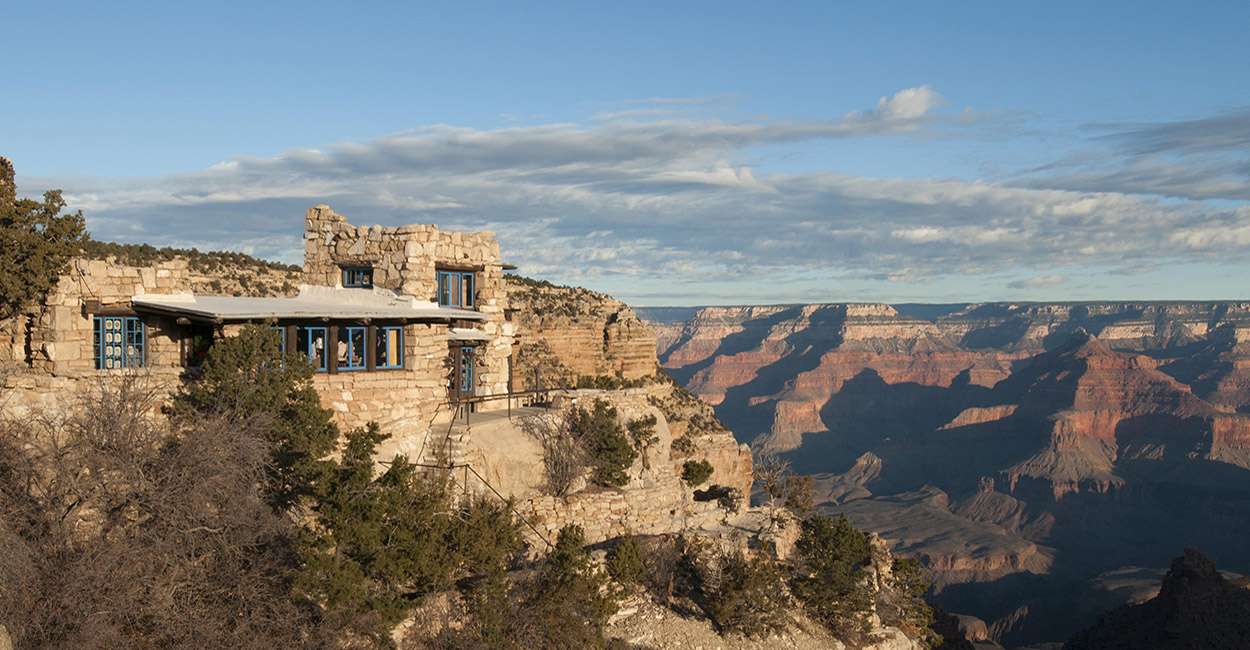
6;1;1250;305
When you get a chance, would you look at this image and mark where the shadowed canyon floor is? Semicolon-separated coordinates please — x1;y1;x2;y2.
642;302;1250;647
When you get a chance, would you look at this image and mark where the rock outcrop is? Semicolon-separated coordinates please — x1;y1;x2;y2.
1065;549;1250;650
506;277;658;385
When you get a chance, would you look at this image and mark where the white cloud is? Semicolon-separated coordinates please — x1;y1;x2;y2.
1008;275;1067;289
17;89;1249;298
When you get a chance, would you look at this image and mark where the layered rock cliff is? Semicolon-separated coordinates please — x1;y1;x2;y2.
506;276;658;386
644;301;1250;647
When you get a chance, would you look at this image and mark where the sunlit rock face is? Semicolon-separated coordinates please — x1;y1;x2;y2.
642;301;1250;647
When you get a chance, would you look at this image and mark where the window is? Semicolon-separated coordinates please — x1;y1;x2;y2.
272;326;286;356
452;345;476;397
184;323;215;367
342;266;373;288
337;326;366;371
437;270;475;308
376;326;403;369
297;326;328;372
94;316;145;369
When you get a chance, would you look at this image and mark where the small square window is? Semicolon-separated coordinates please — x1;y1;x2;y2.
342;266;373;288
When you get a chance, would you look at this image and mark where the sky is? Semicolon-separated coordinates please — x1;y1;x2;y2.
5;1;1250;306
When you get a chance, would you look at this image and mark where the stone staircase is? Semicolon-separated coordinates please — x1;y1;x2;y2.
441;422;471;467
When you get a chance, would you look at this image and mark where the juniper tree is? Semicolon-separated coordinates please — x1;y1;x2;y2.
0;157;87;319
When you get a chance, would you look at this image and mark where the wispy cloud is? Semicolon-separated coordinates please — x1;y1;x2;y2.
15;87;1250;302
1021;106;1250;201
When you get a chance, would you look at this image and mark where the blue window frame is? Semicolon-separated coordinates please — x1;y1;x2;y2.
457;346;475;395
375;326;404;369
342;266;373;288
337;326;366;371
94;316;145;369
437;270;475;308
271;326;286;355
297;326;328;372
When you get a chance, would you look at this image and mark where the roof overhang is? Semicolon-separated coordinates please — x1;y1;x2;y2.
131;285;486;323
449;327;492;342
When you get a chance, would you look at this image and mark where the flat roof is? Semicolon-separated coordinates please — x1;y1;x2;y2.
449;327;492;342
132;285;486;323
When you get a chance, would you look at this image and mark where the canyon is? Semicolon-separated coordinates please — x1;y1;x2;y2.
642;302;1250;647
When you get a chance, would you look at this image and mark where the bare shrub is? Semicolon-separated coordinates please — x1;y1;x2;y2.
0;373;320;649
520;410;586;497
755;454;813;527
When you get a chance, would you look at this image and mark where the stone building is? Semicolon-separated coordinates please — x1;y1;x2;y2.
1;204;516;461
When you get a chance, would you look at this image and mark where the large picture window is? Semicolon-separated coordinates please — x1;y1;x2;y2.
376;326;403;369
94;316;145;369
337;326;366;371
436;270;475;308
297;326;328;372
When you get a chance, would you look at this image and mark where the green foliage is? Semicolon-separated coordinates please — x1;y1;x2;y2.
176;324;524;645
626;414;658;468
569;400;637;488
670;435;698;456
681;459;714;487
79;237;299;273
445;525;618;650
784;474;815;519
607;535;646;587
704;551;791;638
0;157;87;319
574;374;655;390
295;424;524;644
886;557;941;648
174;324;338;509
790;515;875;640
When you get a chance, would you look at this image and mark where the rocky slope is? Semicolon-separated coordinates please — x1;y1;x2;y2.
1064;549;1250;650
643;301;1250;647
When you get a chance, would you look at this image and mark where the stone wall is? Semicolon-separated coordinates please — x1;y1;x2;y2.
2;204;516;460
0;258;207;420
302;205;514;403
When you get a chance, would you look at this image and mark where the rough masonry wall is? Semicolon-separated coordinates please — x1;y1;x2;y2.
302;205;514;404
0;258;211;419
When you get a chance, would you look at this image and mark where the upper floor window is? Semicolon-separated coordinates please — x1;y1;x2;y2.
376;326;404;369
342;266;373;288
94;316;145;369
437;270;475;308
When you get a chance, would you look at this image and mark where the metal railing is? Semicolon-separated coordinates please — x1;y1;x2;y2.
414;459;553;550
446;387;559;426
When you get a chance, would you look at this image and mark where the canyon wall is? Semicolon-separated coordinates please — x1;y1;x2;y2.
644;301;1250;646
505;277;659;386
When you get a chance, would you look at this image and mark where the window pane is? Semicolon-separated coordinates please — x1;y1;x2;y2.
388;328;401;367
375;327;402;368
338;327;365;370
460;347;475;394
298;327;327;371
